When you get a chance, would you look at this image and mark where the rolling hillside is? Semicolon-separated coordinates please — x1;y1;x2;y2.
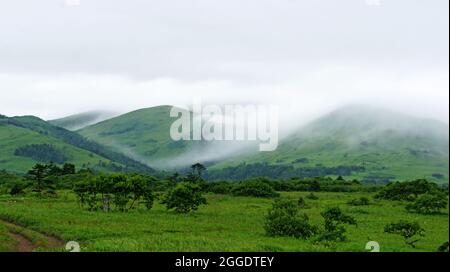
0;115;155;174
208;106;449;183
77;104;449;183
79;106;258;169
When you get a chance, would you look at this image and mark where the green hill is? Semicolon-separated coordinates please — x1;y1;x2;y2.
78;106;258;169
78;106;202;168
207;106;449;183
0;120;114;173
0;115;155;174
77;105;448;183
49;111;117;131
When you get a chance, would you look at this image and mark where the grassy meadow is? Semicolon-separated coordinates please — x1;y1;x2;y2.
0;191;448;252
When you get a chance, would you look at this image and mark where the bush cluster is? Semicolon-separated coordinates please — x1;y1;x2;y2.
74;174;155;212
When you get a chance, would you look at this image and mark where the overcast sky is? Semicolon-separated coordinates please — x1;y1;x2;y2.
0;0;448;125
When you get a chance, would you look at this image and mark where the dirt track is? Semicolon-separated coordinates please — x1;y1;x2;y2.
0;219;64;252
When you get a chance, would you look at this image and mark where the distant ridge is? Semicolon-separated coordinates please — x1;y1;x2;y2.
49;111;119;131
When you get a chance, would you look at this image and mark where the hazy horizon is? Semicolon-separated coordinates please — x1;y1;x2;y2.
0;0;448;124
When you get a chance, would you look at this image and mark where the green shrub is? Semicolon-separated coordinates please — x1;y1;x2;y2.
297;197;306;208
264;199;317;239
73;174;155;212
438;241;449;252
205;181;234;194
161;182;207;213
375;179;441;201
9;183;27;196
405;193;448;214
347;197;370;206
316;207;357;242
384;221;425;248
232;180;279;198
306;192;319;200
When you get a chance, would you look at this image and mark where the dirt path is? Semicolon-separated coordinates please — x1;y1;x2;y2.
7;232;36;252
0;219;64;252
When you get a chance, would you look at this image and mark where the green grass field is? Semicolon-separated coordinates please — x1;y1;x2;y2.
0;191;447;252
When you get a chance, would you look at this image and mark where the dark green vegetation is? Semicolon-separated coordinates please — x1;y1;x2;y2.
264;199;317;239
405;194;448;215
161;182;207;213
384;221;425;248
74;174;155;212
0;165;448;252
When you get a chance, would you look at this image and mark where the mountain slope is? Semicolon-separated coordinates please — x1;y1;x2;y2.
78;106;200;168
78;106;257;169
0;115;155;174
208;106;449;183
49;111;118;131
0;120;115;173
76;105;449;183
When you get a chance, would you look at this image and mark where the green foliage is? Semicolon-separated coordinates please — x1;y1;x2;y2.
297;197;306;208
62;163;76;175
206;162;365;181
438;241;449;252
264;199;318;239
306;192;319;200
375;179;441;201
316;207;357;242
232;179;279;198
9;183;26;196
26;163;56;196
347;197;370;206
73;174;155;212
14;144;69;164
161;182;207;213
384;221;425;248
191;163;206;180
405;193;448;214
204;181;233;194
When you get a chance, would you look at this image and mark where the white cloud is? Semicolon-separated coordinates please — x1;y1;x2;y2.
0;0;447;125
0;63;447;126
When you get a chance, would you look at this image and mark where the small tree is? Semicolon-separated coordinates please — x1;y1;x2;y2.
191;163;206;180
405;193;448;214
62;163;76;175
384;221;425;248
128;175;155;210
26;163;56;196
264;199;317;239
317;207;357;242
375;179;440;201
161;182;207;213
